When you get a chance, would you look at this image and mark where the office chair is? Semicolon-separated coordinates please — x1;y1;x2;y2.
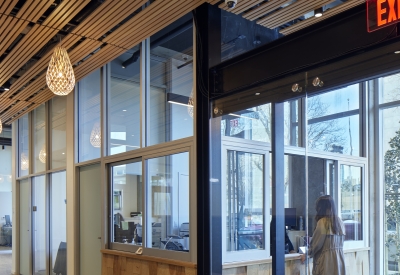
53;242;67;275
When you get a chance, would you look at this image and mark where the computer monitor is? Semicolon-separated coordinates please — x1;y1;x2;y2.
5;215;11;226
284;208;296;229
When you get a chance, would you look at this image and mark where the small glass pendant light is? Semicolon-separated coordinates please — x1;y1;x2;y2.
39;144;46;164
90;122;101;148
187;88;194;118
21;152;29;171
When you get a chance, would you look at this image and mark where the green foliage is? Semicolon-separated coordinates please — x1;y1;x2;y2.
384;127;400;263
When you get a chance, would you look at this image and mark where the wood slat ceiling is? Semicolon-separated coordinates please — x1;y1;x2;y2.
0;0;364;125
215;0;366;33
0;0;210;125
279;0;365;35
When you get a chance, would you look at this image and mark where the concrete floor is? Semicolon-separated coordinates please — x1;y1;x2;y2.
0;246;12;275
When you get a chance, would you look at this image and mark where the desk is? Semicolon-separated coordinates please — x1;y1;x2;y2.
1;226;12;246
287;230;306;252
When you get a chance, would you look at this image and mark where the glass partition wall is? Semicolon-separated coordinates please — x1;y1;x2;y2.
16;97;68;275
210;69;369;273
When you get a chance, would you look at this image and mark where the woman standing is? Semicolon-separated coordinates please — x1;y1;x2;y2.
301;195;346;275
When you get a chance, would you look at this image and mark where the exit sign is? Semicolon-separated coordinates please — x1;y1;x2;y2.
367;0;400;32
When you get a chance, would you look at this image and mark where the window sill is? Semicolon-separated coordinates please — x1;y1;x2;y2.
101;249;197;269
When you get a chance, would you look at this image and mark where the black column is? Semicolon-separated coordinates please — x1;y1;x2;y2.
194;3;221;275
271;102;285;275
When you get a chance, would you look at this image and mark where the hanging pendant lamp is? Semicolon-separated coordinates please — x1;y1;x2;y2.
46;45;75;96
187;88;194;118
39;144;46;164
90;122;101;148
21;152;29;171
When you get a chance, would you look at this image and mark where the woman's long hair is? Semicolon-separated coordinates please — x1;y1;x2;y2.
315;195;343;234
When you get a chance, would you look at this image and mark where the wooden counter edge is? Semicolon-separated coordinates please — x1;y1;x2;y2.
101;249;197;269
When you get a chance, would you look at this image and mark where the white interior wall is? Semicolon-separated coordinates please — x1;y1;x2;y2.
0;192;12;227
0;145;12;226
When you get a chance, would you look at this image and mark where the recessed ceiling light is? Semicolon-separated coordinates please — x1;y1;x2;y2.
395;51;400;54
255;93;260;96
123;109;127;112
314;7;323;17
62;152;65;155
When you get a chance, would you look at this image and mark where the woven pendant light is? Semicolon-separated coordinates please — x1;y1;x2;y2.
46;45;75;96
90;122;101;148
187;88;194;118
21;153;29;171
39;144;46;164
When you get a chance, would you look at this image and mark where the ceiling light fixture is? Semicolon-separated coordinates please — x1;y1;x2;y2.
395;51;400;54
122;51;140;69
21;153;29;171
46;45;75;96
314;7;323;17
2;81;11;91
39;144;46;164
187;89;194;118
90;122;101;148
167;93;191;107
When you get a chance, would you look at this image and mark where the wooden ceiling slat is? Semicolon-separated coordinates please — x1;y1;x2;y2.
220;0;264;15
0;98;14;111
42;0;87;29
103;0;180;45
7;2;141;96
0;25;54;84
257;0;335;29
68;39;104;64
0;0;19;15
243;0;291;20
13;78;46;101
74;0;147;40
1;101;31;122
0;0;90;86
129;0;204;49
5;103;39;125
28;89;55;105
0;15;11;38
105;0;204;49
74;45;125;80
22;1;54;22
280;0;365;35
0;17;23;56
208;0;221;4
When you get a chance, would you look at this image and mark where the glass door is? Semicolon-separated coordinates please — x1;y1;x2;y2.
32;175;47;275
337;162;365;248
222;138;270;262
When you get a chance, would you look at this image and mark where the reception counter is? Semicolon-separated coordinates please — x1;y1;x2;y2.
222;248;369;275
